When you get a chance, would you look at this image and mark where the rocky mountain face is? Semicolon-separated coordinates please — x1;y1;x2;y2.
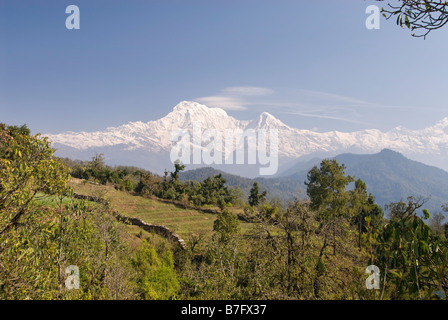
46;101;448;177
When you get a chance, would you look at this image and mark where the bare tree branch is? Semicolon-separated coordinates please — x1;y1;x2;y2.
377;0;448;38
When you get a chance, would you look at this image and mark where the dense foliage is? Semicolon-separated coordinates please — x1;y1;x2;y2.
2;123;448;300
63;155;239;208
0;124;177;299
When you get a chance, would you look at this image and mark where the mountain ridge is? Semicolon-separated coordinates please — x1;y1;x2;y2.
45;101;448;175
180;149;448;216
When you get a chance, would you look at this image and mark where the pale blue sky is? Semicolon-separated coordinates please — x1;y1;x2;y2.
1;0;448;134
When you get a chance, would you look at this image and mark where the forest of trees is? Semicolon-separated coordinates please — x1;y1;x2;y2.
1;123;448;300
61;155;241;209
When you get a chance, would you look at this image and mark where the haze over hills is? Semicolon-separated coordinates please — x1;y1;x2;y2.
46;101;448;177
180;149;448;216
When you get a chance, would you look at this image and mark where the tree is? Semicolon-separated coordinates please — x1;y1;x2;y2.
305;159;356;298
350;179;372;249
375;198;447;299
89;153;105;172
230;186;245;207
213;209;240;243
378;0;448;38
429;212;446;237
386;196;426;222
191;174;233;206
83;153;110;184
349;179;384;249
0;124;136;299
0;123;70;235
130;240;180;300
170;161;185;182
248;182;260;207
248;182;267;207
135;171;161;196
305;159;354;255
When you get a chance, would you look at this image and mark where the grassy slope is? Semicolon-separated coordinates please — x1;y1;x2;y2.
67;178;252;241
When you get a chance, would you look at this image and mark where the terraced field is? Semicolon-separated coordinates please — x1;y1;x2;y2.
67;178;251;240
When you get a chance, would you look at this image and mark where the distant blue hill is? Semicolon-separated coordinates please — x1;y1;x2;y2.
180;149;448;215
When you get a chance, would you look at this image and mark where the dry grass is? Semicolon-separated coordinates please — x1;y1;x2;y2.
67;178;253;241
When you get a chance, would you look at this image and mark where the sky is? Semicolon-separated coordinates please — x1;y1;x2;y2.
1;0;448;134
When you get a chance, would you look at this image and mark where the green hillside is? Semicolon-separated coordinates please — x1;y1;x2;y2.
3;123;448;301
180;167;303;201
283;149;448;214
180;149;448;215
68;178;252;239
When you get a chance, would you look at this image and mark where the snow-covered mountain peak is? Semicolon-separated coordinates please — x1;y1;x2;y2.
260;111;274;119
172;100;207;112
171;100;228;117
161;100;246;131
432;117;448;129
250;111;290;130
44;101;448;173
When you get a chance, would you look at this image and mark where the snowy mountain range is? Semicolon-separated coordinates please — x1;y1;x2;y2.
45;101;448;177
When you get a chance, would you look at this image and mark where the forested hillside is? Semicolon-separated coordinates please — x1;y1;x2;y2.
181;149;448;215
2;123;448;300
179;167;303;201
282;149;448;215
